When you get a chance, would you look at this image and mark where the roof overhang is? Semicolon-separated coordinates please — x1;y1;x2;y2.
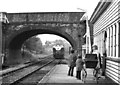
90;0;112;24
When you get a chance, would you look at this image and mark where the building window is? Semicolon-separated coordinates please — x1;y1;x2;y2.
108;27;110;56
111;26;113;56
114;24;116;57
118;22;120;57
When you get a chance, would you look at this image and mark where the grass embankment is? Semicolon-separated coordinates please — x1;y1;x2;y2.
21;50;52;64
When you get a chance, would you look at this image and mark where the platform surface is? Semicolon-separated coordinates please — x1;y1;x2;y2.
38;64;118;85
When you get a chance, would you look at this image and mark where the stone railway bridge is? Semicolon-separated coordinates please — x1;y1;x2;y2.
1;12;86;65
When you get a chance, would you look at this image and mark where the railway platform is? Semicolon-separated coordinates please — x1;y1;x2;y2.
38;64;118;85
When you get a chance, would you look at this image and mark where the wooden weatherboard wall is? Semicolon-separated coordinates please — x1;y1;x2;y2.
90;0;120;84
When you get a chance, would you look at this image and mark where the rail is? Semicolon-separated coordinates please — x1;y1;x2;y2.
1;54;53;76
2;57;60;85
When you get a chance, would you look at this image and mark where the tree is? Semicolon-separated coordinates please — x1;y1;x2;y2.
23;36;43;53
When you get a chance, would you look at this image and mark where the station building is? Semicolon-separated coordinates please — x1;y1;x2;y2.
90;0;120;84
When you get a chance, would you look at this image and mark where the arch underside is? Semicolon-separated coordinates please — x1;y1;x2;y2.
9;27;77;49
6;25;77;65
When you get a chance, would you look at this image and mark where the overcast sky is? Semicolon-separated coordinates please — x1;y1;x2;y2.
0;0;100;44
37;34;66;45
0;0;99;19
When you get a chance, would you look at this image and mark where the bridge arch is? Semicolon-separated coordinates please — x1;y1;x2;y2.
6;25;77;65
3;12;86;65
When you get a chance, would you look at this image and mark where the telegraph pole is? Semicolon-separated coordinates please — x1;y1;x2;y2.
0;13;2;68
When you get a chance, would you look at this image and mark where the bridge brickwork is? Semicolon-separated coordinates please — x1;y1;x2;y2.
1;12;86;65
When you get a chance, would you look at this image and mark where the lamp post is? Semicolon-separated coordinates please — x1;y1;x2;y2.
77;8;92;54
0;12;9;66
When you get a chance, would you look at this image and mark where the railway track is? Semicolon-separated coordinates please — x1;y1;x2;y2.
1;54;52;76
1;56;61;85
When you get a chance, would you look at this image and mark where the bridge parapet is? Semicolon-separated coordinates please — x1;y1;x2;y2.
7;12;85;24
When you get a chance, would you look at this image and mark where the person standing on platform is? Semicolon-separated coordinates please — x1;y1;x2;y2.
76;55;84;80
92;45;102;78
92;45;102;69
67;49;77;76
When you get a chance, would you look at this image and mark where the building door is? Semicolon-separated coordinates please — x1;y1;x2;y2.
102;31;107;76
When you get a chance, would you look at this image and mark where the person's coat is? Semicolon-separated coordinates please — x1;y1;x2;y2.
92;50;102;68
76;58;84;71
68;54;76;67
